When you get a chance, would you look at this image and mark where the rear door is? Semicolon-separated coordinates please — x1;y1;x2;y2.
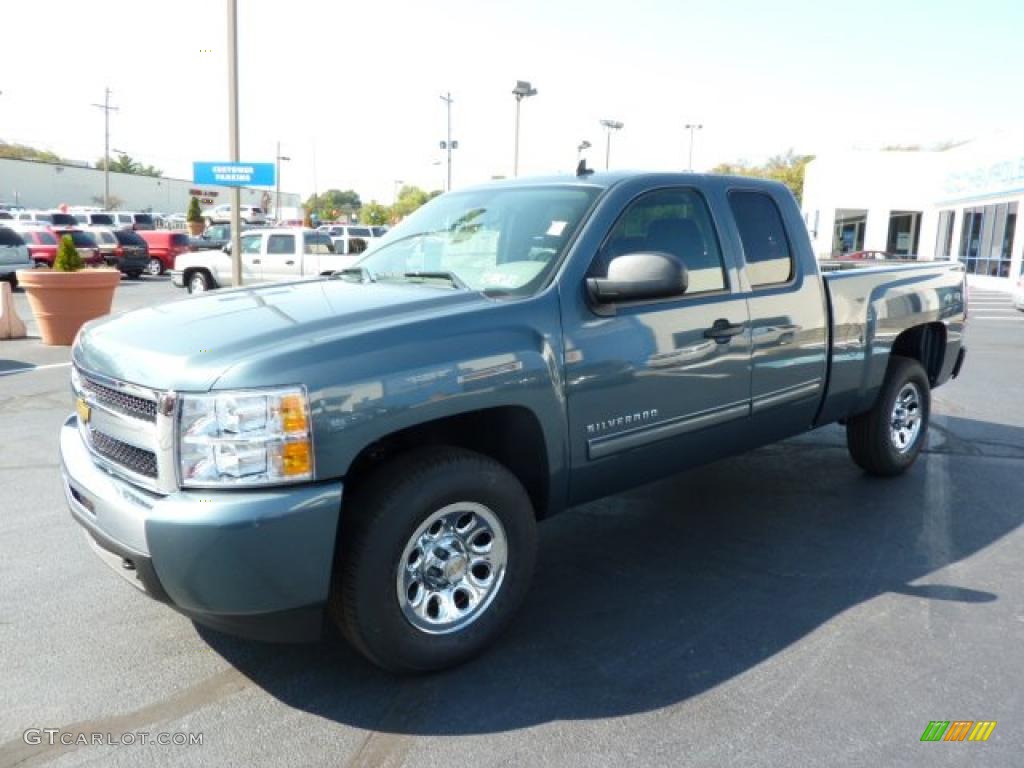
239;232;265;282
260;233;300;282
726;188;827;438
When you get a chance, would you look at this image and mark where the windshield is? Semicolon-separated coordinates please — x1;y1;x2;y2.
354;185;600;295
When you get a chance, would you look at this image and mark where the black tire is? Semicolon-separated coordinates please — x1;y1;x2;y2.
145;258;163;276
186;271;212;294
125;271;143;279
330;447;537;673
846;355;930;476
5;273;17;290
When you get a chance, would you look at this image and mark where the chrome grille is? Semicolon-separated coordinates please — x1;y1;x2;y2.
80;375;157;422
90;430;158;478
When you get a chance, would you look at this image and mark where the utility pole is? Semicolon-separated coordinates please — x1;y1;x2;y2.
600;119;624;170
511;81;537;177
275;141;291;222
685;123;703;171
439;92;455;192
227;0;242;286
91;88;118;209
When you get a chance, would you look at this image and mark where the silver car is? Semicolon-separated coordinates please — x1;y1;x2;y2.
0;226;35;288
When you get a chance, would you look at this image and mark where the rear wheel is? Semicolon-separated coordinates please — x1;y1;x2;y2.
145;258;163;276
330;447;537;673
4;273;17;290
846;355;930;476
187;271;211;294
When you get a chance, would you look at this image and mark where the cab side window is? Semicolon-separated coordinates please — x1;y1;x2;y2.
267;234;295;255
595;188;726;294
729;191;794;287
240;235;262;254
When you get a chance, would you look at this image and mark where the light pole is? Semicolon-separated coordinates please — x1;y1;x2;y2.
600;119;624;170
439;92;456;191
685;123;703;171
91;87;118;210
511;80;537;177
576;140;592;164
393;179;404;205
227;0;242;285
275;141;291;222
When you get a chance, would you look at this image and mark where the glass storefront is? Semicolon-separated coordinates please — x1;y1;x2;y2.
934;210;955;259
832;209;866;255
959;202;1017;276
887;211;922;257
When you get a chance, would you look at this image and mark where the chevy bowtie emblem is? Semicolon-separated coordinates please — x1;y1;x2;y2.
76;397;91;424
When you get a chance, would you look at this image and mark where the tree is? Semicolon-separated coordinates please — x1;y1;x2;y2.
0;141;66;164
360;201;390;226
392;185;431;221
95;153;162;177
710;149;814;202
305;189;362;220
90;194;124;210
187;197;203;223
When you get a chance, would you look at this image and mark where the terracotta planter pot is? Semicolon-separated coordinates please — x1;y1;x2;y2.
187;220;205;236
16;268;121;346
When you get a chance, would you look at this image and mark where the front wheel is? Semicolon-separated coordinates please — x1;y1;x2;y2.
145;258;163;276
330;447;537;673
846;355;931;476
187;271;211;294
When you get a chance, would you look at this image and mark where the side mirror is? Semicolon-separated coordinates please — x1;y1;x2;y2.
222;243;232;254
586;252;688;304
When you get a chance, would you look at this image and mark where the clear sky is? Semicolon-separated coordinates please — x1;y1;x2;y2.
1;0;1022;207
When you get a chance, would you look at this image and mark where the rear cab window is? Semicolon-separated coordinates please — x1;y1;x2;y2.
728;190;795;288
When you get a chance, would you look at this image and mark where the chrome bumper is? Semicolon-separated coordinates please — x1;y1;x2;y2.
169;270;185;288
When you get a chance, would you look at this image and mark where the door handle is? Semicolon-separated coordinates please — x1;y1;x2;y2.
286;260;295;265
704;319;745;343
252;258;261;264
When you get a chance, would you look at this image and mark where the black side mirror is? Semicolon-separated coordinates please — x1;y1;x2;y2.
586;252;688;304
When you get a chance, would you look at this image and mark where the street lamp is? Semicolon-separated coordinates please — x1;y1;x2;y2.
439;92;456;191
275;141;291;222
684;123;703;171
599;119;624;170
576;140;592;164
511;80;537;177
394;179;404;204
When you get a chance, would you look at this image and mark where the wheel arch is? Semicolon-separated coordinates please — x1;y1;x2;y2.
890;322;946;385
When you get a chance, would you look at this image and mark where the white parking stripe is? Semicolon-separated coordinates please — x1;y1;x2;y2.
0;362;71;377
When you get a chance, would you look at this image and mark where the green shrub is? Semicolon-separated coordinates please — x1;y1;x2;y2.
187;196;203;223
54;235;84;272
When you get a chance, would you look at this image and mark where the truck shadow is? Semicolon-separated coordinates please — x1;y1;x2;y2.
198;415;1022;735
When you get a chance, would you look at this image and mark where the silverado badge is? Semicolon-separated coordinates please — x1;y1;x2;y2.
76;397;91;424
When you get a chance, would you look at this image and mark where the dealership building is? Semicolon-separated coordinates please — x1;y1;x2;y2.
801;132;1023;288
0;157;301;215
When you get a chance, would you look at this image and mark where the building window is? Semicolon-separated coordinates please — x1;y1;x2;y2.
832;208;866;255
887;211;922;258
959;202;1016;276
934;210;955;259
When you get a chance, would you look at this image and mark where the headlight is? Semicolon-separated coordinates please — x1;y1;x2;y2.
178;386;313;487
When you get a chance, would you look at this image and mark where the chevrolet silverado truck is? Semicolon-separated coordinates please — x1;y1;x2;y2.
61;172;966;672
170;227;339;293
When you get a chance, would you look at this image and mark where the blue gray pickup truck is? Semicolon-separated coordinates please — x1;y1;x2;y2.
61;172;966;672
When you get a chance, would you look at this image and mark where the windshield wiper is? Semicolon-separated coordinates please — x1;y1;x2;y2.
331;266;376;283
401;271;469;290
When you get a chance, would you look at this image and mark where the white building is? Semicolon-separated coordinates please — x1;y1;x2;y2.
801;132;1024;288
0;157;301;215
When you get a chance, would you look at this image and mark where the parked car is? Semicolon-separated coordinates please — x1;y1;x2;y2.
188;223;252;251
318;224;378;255
73;212;117;227
63;172;967;673
0;226;34;286
50;228;104;266
137;230;192;275
16;228;60;265
0;211;12;220
107;212;156;231
1012;275;1024;311
171;228;339;293
82;227;120;262
12;210;77;227
201;204;267;226
109;229;152;278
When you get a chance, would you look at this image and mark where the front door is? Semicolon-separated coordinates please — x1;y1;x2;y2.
563;186;752;504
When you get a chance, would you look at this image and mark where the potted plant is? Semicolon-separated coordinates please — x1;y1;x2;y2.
16;235;120;346
187;196;205;236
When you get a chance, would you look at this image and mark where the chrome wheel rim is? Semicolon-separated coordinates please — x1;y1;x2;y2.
189;274;207;293
146;259;162;276
397;502;508;635
890;382;922;453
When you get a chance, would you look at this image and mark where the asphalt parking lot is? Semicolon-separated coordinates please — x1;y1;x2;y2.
1;279;1022;767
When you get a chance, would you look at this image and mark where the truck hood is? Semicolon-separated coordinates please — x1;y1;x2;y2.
73;278;490;391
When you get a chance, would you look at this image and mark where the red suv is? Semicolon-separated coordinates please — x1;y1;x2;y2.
18;229;60;265
137;230;192;275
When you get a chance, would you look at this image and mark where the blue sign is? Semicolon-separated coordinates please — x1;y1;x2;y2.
193;161;276;187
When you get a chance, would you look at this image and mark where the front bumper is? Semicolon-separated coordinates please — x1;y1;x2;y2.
60;415;344;641
169;270;185;288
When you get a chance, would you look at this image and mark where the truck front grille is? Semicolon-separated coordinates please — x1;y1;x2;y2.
90;430;158;479
79;376;157;422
